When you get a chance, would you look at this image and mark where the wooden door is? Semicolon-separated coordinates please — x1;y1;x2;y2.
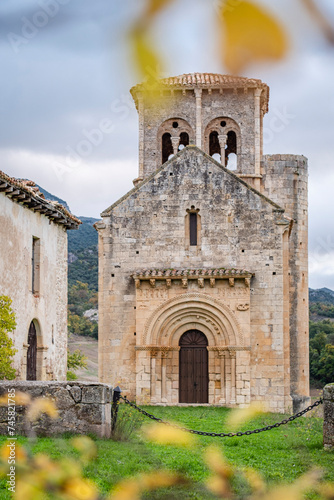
179;330;208;403
27;321;37;381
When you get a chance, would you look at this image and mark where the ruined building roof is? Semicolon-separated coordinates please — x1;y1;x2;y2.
0;170;81;230
130;72;269;112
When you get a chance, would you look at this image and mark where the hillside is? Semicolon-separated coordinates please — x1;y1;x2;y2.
309;287;334;321
68;217;99;291
35;184;71;212
309;287;334;305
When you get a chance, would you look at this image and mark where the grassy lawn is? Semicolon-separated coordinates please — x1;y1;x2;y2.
0;405;333;499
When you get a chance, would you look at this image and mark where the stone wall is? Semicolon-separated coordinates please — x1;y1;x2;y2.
0;382;112;438
324;383;334;449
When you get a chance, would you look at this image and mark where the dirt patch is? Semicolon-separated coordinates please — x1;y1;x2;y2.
68;334;98;382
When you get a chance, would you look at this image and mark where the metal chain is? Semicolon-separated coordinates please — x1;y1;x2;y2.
120;395;323;437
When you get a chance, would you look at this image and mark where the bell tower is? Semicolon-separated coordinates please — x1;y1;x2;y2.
130;73;269;190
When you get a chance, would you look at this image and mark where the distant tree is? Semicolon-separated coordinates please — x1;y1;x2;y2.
309;321;334;386
67;349;88;380
0;296;17;380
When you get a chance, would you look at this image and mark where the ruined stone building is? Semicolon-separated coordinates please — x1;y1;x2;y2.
96;73;309;412
0;171;80;381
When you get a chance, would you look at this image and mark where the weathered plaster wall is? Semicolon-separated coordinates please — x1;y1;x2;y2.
0;382;112;438
0;194;68;381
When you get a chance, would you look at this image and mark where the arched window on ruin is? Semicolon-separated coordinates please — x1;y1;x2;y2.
162;133;174;164
225;131;237;170
178;132;189;151
209;131;221;162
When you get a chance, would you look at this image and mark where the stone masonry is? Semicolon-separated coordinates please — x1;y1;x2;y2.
0;382;112;438
96;73;309;413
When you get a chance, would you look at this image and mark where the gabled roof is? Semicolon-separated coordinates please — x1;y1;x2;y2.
130;72;269;113
0;170;81;230
100;145;286;218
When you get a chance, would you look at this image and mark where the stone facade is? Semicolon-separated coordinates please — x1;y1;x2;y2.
0;382;112;438
96;73;309;413
0;172;80;381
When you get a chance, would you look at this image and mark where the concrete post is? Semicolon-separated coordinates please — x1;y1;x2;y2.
324;383;334;449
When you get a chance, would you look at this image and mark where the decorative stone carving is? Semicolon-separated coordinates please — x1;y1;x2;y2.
210;278;216;288
135;278;141;289
198;277;204;288
182;278;188;288
237;303;250;311
229;278;235;287
245;278;250;287
166;278;171;288
149;279;156;288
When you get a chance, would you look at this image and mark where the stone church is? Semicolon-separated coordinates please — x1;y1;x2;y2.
96;73;309;413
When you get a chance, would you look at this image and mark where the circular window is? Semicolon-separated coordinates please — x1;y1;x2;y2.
220;121;227;127
172;121;179;128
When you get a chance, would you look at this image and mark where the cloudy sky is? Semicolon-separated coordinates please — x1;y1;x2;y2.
1;0;334;289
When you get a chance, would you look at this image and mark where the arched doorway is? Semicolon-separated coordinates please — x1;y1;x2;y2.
27;321;37;380
179;330;208;403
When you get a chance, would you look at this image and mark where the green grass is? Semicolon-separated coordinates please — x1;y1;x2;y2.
0;405;333;499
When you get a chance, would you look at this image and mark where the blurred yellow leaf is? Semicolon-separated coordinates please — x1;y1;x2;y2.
0;391;31;406
26;397;58;422
146;0;175;18
220;0;288;73
242;467;266;493
0;443;27;464
261;468;322;500
71;436;97;463
205;447;233;498
110;471;185;500
316;481;334;499
64;477;99;500
16;481;45;500
205;446;233;478
142;422;195;447
225;401;266;430
129;26;161;82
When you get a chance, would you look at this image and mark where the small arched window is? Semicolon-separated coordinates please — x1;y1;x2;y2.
209;131;220;157
179;132;189;150
162;133;173;164
225;131;237;170
186;206;200;247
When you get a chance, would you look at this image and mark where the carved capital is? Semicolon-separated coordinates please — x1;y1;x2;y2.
218;134;227;148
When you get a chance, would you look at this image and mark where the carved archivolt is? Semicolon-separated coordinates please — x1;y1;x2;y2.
142;292;244;347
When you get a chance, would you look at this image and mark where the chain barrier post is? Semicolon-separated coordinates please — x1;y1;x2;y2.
111;386;122;435
323;383;334;449
120;394;323;438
